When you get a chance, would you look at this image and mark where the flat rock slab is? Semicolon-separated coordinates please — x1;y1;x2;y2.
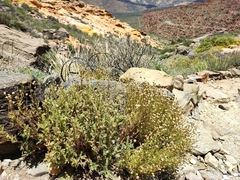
0;71;42;155
0;25;49;69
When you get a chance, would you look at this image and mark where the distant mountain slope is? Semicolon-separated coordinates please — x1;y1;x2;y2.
80;0;155;13
141;0;240;39
81;0;202;13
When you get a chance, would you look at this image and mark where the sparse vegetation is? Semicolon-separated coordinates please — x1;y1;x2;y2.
165;51;240;76
13;67;49;81
0;11;27;31
171;38;192;47
43;35;156;81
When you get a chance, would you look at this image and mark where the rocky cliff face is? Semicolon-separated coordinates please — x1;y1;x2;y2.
141;0;240;39
11;0;155;44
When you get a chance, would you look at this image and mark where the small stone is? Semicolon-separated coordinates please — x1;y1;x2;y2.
191;107;201;120
193;126;221;156
225;155;238;166
219;149;230;155
2;159;12;167
233;173;240;177
204;152;219;168
185;172;203;180
190;158;197;165
48;163;61;176
222;175;230;180
200;166;223;180
225;161;234;173
0;164;3;175
173;75;184;90
179;164;196;174
214;153;224;160
1;171;7;178
219;159;228;174
27;162;49;176
218;104;230;110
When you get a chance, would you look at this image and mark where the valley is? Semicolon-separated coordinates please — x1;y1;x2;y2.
81;0;206;13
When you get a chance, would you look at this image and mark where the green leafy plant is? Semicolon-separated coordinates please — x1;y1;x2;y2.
150;61;174;76
123;83;193;178
6;81;193;179
171;38;192;47
195;36;239;53
0;11;12;27
1;0;13;8
39;84;132;177
13;67;49;81
7;83;133;178
0;9;26;31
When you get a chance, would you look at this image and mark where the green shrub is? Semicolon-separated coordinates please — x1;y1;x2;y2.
171;38;192;47
195;36;239;53
123;83;193;178
39;85;132;177
7;83;133;178
21;3;32;12
13;67;49;81
1;0;13;8
160;54;170;59
166;56;198;76
6;81;193;178
150;61;174;76
159;47;175;54
10;20;27;31
0;11;27;31
0;11;12;27
194;51;240;72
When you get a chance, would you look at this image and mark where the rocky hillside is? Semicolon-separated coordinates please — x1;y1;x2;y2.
81;0;204;13
11;0;155;44
141;0;240;39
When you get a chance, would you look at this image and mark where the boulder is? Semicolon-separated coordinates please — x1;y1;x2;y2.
193;124;221;156
0;71;42;155
183;79;199;105
42;28;69;40
57;27;69;40
176;45;189;55
173;75;184;90
172;88;194;114
0;25;50;69
120;68;173;91
197;70;220;81
204;152;219;168
199;85;230;103
199;167;223;180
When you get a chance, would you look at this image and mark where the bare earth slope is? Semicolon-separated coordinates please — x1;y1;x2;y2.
141;0;240;39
